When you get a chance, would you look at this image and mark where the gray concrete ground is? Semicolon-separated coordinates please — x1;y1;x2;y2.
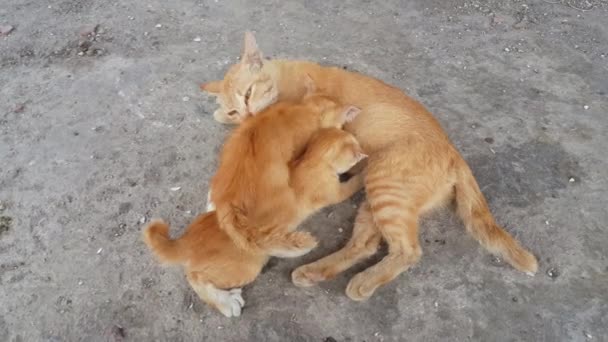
1;0;607;341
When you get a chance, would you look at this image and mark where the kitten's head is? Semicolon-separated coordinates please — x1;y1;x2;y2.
200;31;279;124
309;128;368;174
301;94;361;129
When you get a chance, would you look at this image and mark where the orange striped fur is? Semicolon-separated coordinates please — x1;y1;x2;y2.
143;126;367;316
210;95;363;257
201;32;538;301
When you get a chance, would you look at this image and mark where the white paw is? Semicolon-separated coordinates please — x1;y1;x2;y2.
216;288;245;317
205;190;215;212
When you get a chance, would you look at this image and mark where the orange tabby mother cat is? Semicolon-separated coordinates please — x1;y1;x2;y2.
201;32;539;301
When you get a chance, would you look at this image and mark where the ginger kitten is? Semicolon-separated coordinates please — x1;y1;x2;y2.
143;127;367;317
201;32;539;301
210;94;362;257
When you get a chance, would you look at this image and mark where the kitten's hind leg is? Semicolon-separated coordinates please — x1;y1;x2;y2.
292;201;381;287
262;231;318;258
187;273;244;317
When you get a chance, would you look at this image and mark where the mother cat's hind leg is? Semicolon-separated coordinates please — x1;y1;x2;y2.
345;173;432;301
292;201;381;287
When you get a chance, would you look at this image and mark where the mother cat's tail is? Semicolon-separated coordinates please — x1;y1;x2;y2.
454;160;538;274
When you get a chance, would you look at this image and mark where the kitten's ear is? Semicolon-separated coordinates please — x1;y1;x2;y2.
341;106;361;123
241;31;263;71
303;74;316;96
200;81;222;95
356;152;368;162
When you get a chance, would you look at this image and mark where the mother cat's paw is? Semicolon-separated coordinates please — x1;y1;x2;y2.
345;272;376;301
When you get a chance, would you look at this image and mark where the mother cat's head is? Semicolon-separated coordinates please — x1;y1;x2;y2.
201;32;279;124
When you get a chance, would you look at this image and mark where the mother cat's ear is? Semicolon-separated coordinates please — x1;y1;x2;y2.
241;31;263;72
341;106;361;123
200;81;222;95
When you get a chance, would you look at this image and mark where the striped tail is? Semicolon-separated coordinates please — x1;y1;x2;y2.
454;160;538;274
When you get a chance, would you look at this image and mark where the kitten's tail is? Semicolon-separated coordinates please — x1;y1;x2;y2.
142;219;184;265
454;160;538;275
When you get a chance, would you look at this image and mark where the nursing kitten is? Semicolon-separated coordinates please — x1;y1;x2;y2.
201;32;538;301
210;94;363;256
143;127;367;317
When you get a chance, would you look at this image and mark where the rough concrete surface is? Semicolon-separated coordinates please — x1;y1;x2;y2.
1;0;607;341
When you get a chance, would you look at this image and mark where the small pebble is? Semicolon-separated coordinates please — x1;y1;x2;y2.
78;24;99;37
327;211;334;219
139;217;146;224
78;51;85;56
14;103;25;113
97;248;103;254
182;96;190;102
110;325;126;340
374;332;380;337
78;280;84;285
583;105;589;110
545;220;549;225
170;186;181;191
546;267;559;279
584;331;593;339
193;36;201;42
434;301;439;307
0;25;15;36
569;177;575;183
338;227;344;233
155;24;162;28
490;255;504;267
504;47;510;52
